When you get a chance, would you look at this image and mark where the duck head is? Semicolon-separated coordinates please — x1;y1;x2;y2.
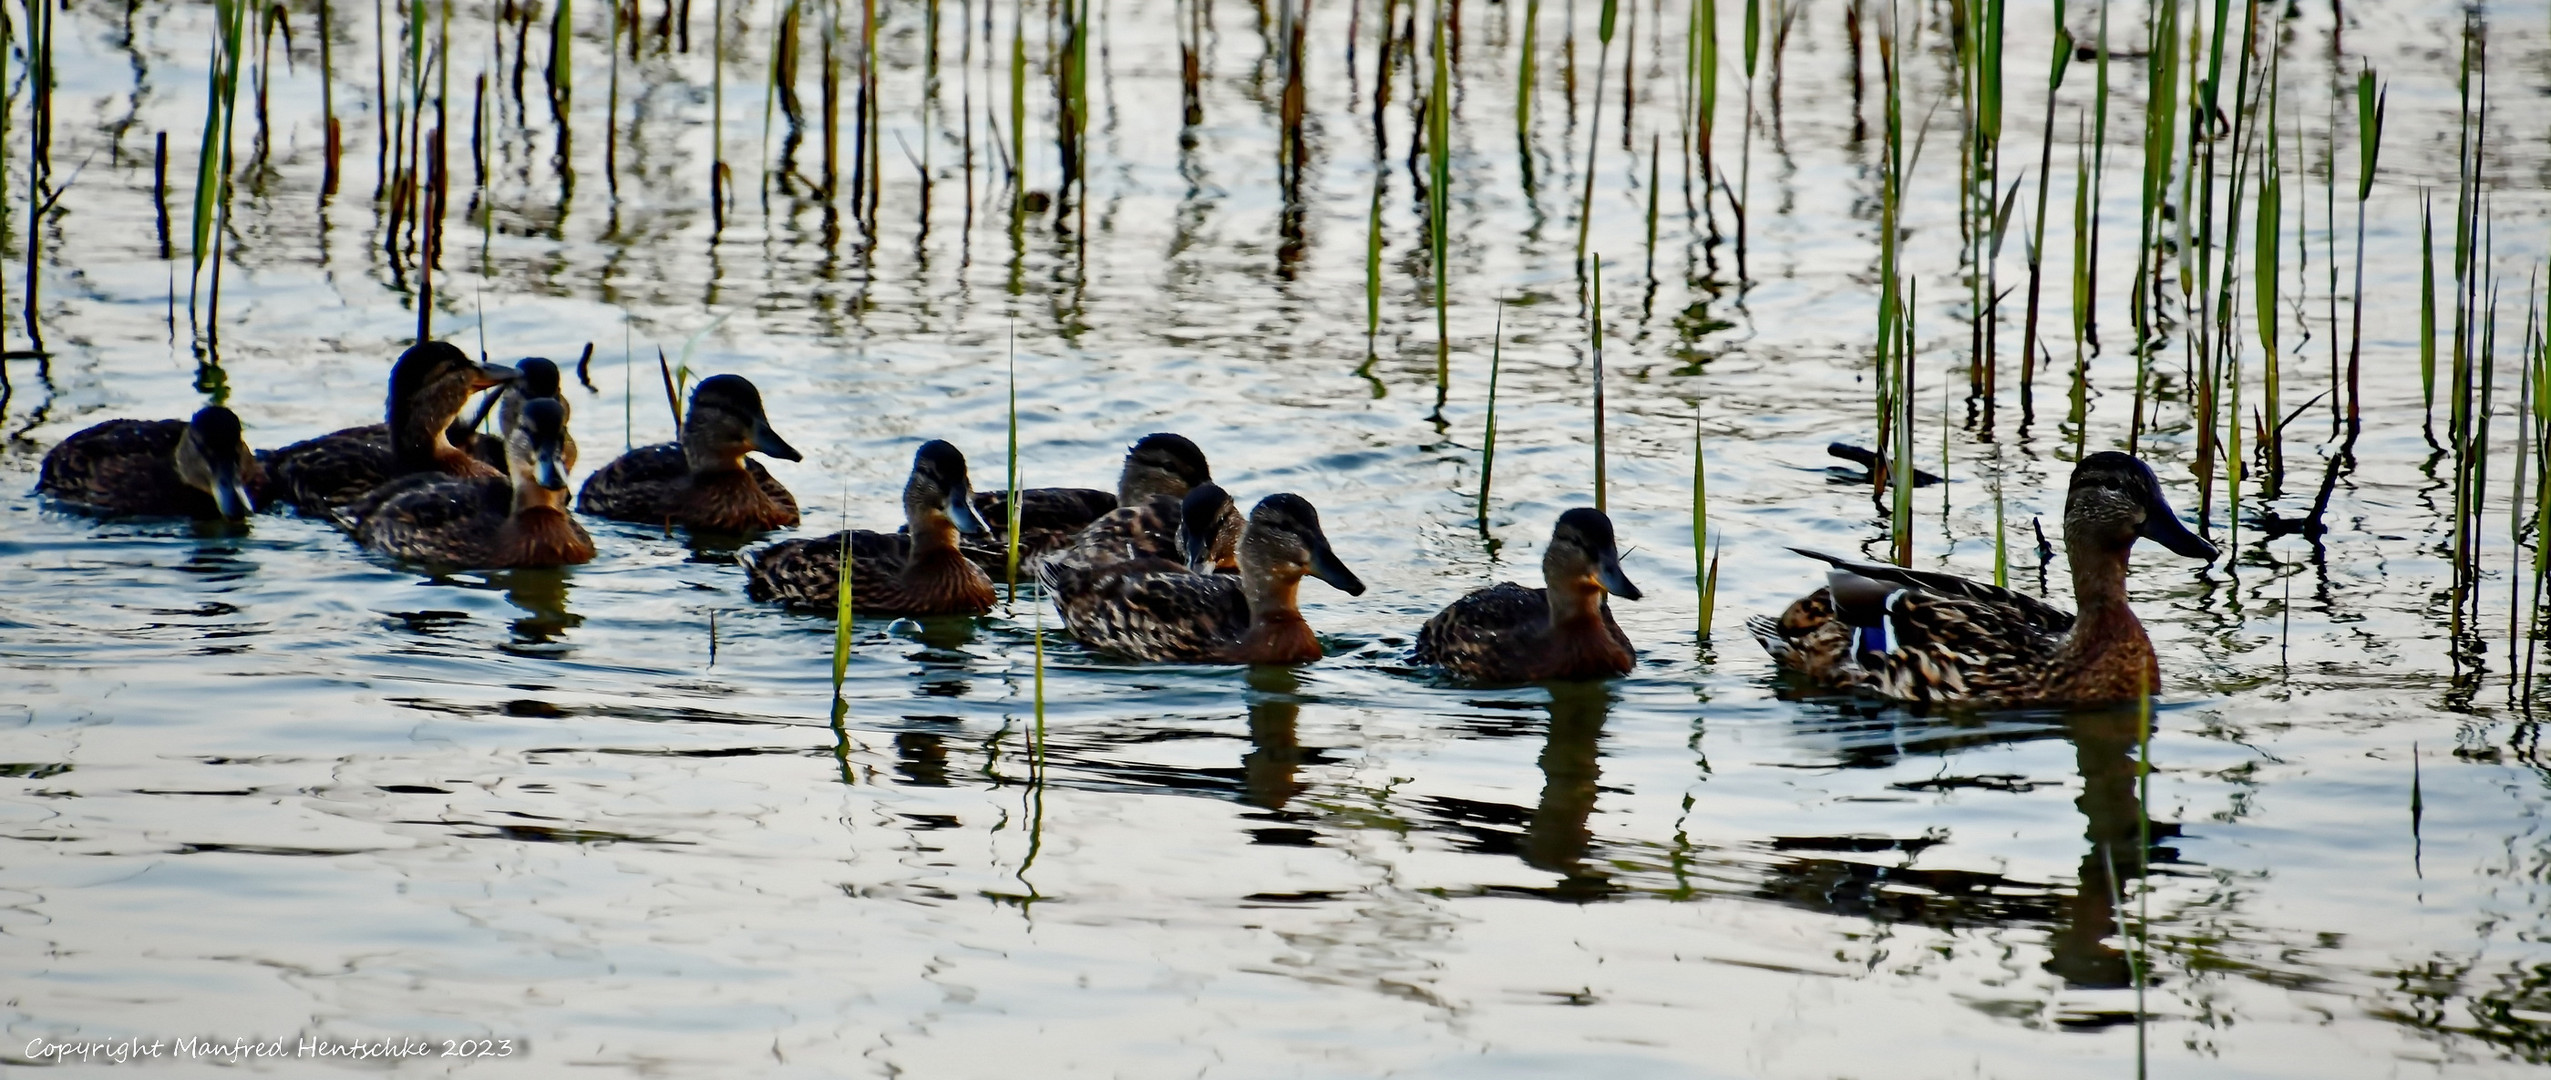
389;341;518;466
510;397;575;494
1178;482;1236;574
2067;451;2218;563
905;440;990;538
1118;432;1213;505
172;405;261;520
1544;507;1642;603
1239;493;1366;597
681;374;802;473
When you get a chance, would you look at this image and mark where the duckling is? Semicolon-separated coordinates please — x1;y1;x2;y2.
1749;451;2219;708
1415;508;1643;683
1041;479;1246;578
37;405;267;519
577;374;803;533
450;355;572;468
341;397;596;568
265;341;520;512
960;432;1218;573
741;440;998;617
1039;492;1366;664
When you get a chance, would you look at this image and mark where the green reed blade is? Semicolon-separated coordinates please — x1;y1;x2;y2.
1365;177;1384;364
832;503;856;692
2423;196;2438;424
1593;258;1608;512
1005;333;1024;598
1692;419;1710;635
1429;0;1451;397
1517;0;1539;136
1479;299;1505;526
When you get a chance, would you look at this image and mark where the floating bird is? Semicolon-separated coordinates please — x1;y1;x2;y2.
342;397;596;568
451;355;572;466
265;341;519;513
1039;480;1245;581
961;432;1219;574
1750;451;2218;708
37;405;267;520
1415;508;1642;683
741;440;998;617
577;374;803;534
1040;492;1364;664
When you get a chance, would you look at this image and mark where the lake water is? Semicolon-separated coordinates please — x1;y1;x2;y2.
5;0;2551;1074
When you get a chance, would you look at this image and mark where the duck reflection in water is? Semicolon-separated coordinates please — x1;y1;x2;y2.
1525;682;1616;901
490;568;583;647
1242;666;1308;812
2046;704;2175;990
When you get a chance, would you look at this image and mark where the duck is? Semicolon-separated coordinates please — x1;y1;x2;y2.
1749;450;2219;708
1414;508;1642;683
451;355;572;468
962;431;1219;574
37;405;267;519
577;374;802;533
741;440;998;617
340;397;596;568
1040;479;1246;579
1039;492;1365;665
265;341;520;512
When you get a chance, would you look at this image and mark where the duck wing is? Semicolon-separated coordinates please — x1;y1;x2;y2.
1039;553;1249;662
963;486;1119;572
1033;494;1185;575
37;419;199;515
344;474;511;566
1788;548;2074;634
1414;582;1546;680
576;442;688;523
265;424;394;512
742;529;924;613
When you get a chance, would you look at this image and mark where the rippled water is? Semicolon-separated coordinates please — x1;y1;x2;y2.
6;0;2551;1074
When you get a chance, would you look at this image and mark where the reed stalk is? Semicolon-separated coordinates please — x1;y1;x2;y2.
1592;257;1608;511
1479;299;1505;527
2017;3;2070;429
831;501;856;695
2345;69;2386;446
1734;0;1756;281
1428;0;1452;404
1005;334;1024;598
2258;47;2282;493
1694;421;1717;637
1572;0;1618;277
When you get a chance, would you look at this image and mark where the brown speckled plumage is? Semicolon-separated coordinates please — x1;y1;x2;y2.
1040;492;1363;664
38;409;268;519
1751;452;2217;709
342;398;594;568
579;374;803;534
266;342;516;513
740;440;995;617
956;432;1218;574
1415;508;1641;683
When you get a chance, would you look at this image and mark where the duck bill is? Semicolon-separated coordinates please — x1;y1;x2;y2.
2139;489;2219;561
472;361;521;391
1594;544;1644;601
1304;533;1367;596
751;416;803;462
944;482;989;535
533;447;571;491
1181;521;1215;575
209;461;256;519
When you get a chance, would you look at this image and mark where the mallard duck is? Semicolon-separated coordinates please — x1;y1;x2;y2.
960;431;1218;573
1749;450;2219;708
265;341;520;512
577;374;802;533
741;440;998;617
37;405;267;519
1039;492;1365;664
1414;508;1642;683
451;355;571;467
341;397;596;568
1040;480;1246;579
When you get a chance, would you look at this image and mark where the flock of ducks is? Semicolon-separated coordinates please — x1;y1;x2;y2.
33;343;2220;707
